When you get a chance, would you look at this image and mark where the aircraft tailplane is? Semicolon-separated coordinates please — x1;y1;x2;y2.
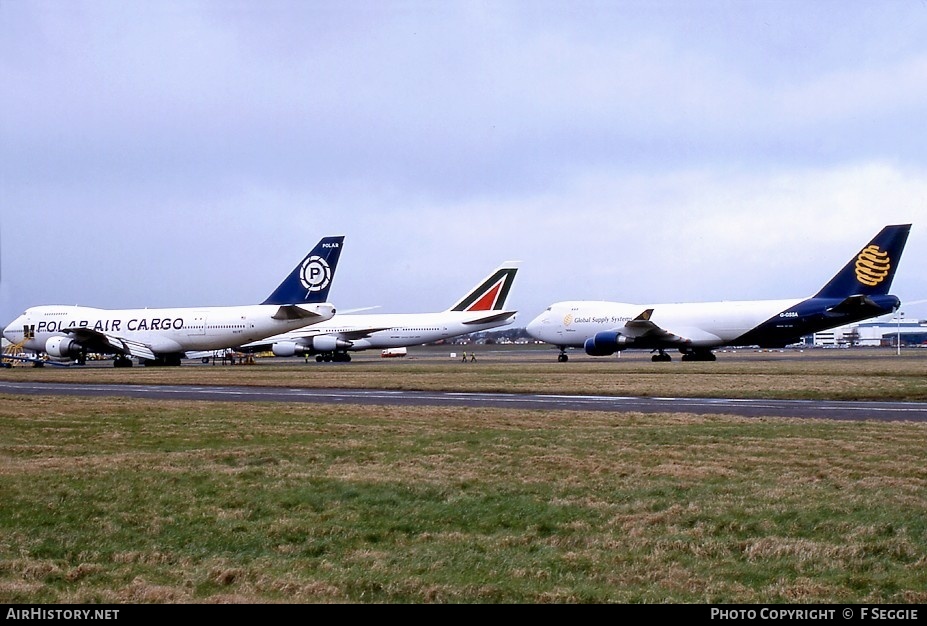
813;224;910;299
448;262;520;312
262;236;345;305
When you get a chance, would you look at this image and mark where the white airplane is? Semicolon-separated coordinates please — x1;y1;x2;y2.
239;261;520;362
2;236;345;367
526;224;911;362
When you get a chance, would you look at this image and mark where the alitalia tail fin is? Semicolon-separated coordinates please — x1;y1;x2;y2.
448;262;520;312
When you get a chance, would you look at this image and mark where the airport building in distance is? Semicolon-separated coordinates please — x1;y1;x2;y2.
810;315;927;348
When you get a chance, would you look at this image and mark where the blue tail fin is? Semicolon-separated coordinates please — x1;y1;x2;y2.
814;224;910;298
262;236;345;305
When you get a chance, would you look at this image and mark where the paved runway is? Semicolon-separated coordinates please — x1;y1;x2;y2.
2;380;926;421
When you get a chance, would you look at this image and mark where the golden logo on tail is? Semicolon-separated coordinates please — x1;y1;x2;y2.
854;245;891;286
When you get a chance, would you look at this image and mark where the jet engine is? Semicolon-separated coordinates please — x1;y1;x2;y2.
584;332;631;356
271;336;353;357
271;341;301;357
46;336;84;359
309;335;353;352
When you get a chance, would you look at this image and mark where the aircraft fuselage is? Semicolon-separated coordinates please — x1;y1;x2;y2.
261;310;517;356
526;295;900;352
4;303;335;358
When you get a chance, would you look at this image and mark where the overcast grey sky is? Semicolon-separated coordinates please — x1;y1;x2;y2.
2;0;926;328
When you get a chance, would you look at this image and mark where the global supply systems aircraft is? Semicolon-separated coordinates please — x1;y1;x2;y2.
526;224;911;362
2;236;345;367
238;261;520;362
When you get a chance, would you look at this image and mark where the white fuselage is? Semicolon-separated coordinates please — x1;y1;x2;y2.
526;299;803;348
3;303;336;356
263;310;516;351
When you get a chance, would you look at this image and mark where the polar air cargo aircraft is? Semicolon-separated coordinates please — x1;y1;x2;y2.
238;261;520;362
2;236;345;367
526;224;911;362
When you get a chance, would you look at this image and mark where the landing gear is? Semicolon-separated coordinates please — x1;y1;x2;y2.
557;347;569;362
651;350;672;362
680;349;716;362
314;352;352;363
113;355;134;368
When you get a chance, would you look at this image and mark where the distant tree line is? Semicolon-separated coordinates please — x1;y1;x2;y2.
435;326;533;345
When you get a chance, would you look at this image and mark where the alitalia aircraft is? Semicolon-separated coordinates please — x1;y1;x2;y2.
526;224;911;362
239;261;520;362
2;236;345;367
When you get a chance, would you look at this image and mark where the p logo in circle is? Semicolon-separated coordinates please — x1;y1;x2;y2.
300;256;332;293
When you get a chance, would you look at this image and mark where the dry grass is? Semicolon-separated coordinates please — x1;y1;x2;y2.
3;346;926;400
1;383;926;603
2;348;926;603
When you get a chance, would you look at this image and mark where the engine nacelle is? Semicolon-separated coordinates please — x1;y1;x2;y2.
271;336;354;357
271;341;300;357
309;335;353;352
584;332;630;356
46;336;83;359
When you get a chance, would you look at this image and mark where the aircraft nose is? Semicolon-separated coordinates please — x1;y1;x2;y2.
2;318;19;343
525;313;547;340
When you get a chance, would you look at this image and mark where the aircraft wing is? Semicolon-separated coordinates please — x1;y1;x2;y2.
239;324;397;353
619;309;720;346
619;309;687;342
235;341;272;354
331;327;395;340
462;311;517;326
620;309;664;337
63;328;157;361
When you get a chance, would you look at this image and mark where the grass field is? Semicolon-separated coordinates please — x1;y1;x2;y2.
5;345;927;401
1;347;926;603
